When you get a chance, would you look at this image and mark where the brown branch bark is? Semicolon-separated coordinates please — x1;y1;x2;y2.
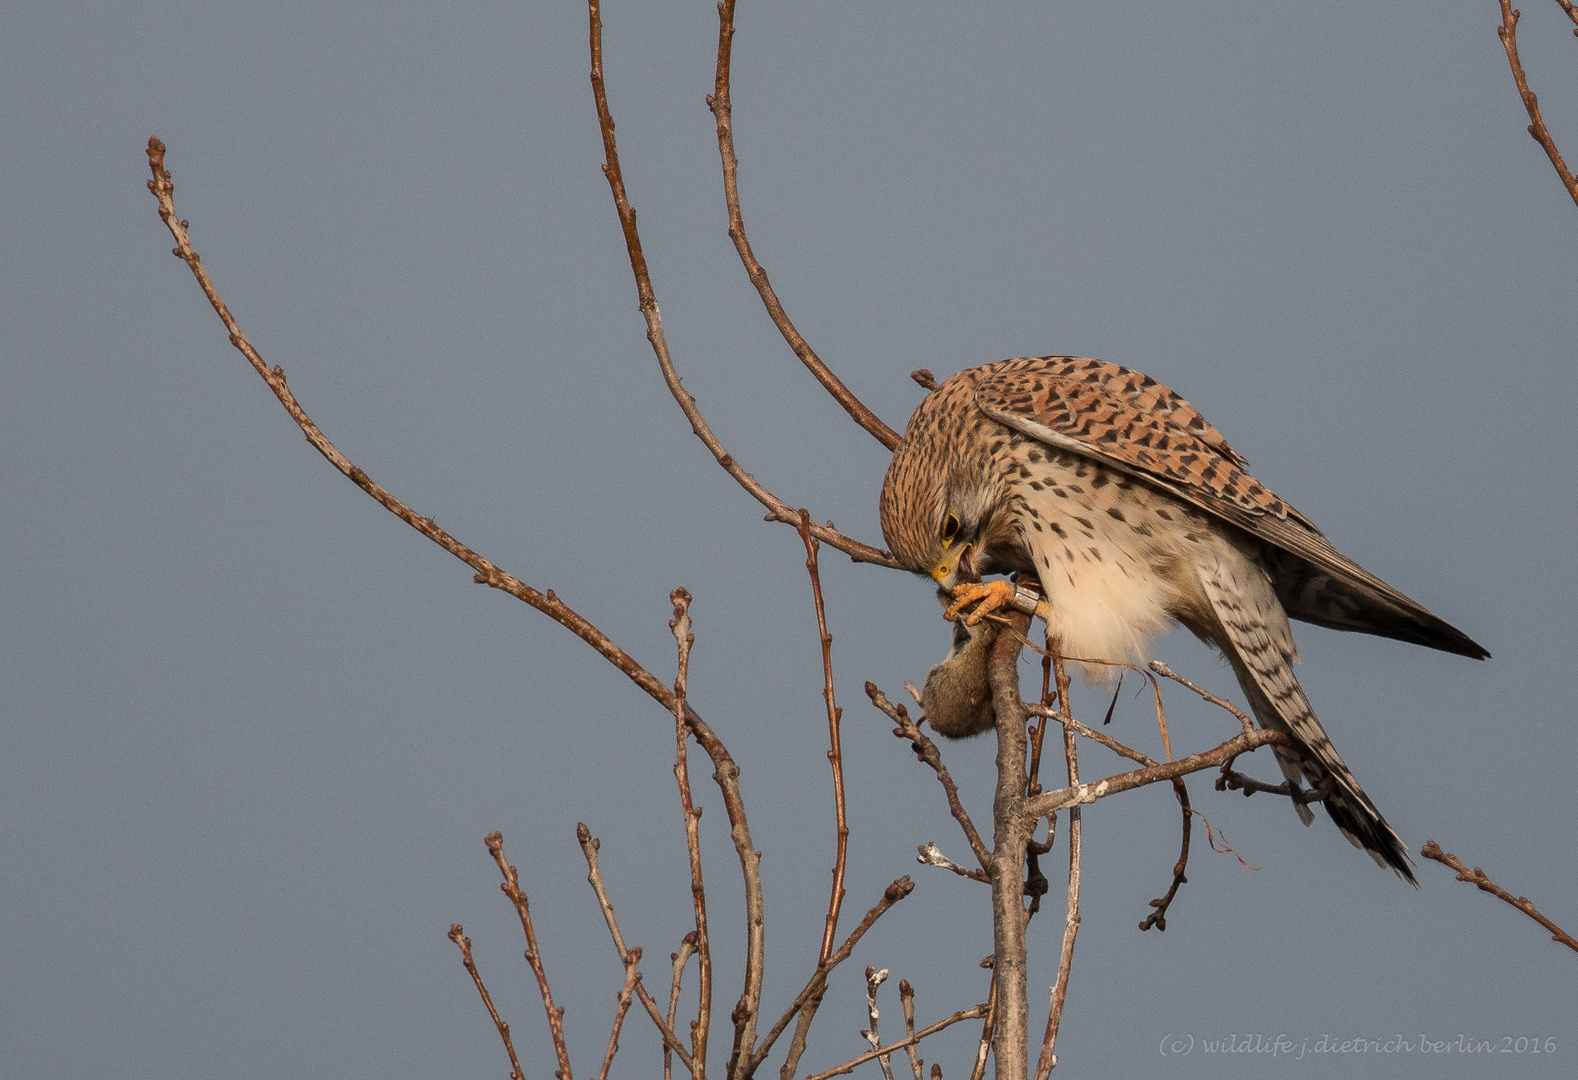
707;0;903;450
1137;780;1192;933
1497;0;1578;209
1033;647;1079;1080
794;512;850;966
597;947;643;1080
1421;841;1578;954
868;685;993;872
751;877;915;1079
968;960;998;1080
897;980;923;1080
584;1;898;569
985;611;1032;1080
668;933;701;1080
485;832;576;1080
577;824;698;1073
448;925;527;1080
670;590;713;1077
799;1005;991;1080
1147;662;1254;735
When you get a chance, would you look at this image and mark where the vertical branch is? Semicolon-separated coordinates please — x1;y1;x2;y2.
597;950;643;1080
1033;647;1082;1080
707;0;903;449
671;589;713;1077
967;959;998;1080
448;925;527;1080
985;610;1033;1080
487;832;576;1080
898;980;924;1080
861;967;897;1080
668;933;701;1080
1497;0;1578;209
796;510;850;964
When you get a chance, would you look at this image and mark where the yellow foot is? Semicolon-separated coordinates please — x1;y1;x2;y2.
944;579;1018;626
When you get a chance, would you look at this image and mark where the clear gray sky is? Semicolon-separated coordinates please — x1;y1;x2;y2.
5;2;1576;1078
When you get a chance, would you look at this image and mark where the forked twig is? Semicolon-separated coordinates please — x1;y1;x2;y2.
576;824;696;1072
447;925;527;1080
1498;0;1578;209
1147;662;1254;735
752;878;916;1078
1138;780;1192;933
668;933;702;1080
670;589;713;1076
800;1005;991;1080
485;833;575;1080
707;0;902;450
1421;841;1578;954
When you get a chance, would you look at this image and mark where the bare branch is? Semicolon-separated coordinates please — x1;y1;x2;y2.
577;824;697;1073
448;925;527;1080
869;684;993;872
1138;781;1192;933
1147;661;1254;735
1421;841;1578;955
753;877;916;1078
795;512;851;966
584;2;898;569
860;967;897;1080
898;981;923;1080
1021;729;1293;822
985;612;1032;1080
670;589;713;1076
707;1;903;450
597;943;643;1080
668;933;702;1080
485;832;576;1080
968;959;997;1080
1498;0;1578;209
800;1006;991;1080
1033;646;1079;1080
916;843;991;884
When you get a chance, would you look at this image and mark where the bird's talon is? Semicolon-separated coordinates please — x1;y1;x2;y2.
944;579;1018;625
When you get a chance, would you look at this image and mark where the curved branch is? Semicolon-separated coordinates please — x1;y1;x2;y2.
1498;0;1578;209
1421;841;1578;955
145;134;766;1073
707;0;903;451
587;1;899;569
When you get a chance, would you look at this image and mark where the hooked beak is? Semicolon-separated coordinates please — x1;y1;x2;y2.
929;543;975;588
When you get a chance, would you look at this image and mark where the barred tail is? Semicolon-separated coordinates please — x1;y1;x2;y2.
1198;556;1416;885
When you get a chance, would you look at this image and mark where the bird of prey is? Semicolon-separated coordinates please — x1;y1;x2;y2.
879;356;1488;882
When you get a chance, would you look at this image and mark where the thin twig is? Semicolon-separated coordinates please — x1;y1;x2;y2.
1420;841;1578;954
898;981;923;1080
670;589;713;1077
585;1;897;569
754;878;916;1078
1138;780;1192;932
1020;729;1293;822
800;1006;990;1080
1034;646;1080;1080
968;959;997;1080
916;843;991;884
707;0;902;450
576;824;697;1073
870;684;993;872
485;832;575;1080
597;945;643;1080
1025;707;1153;769
796;512;850;966
1147;662;1254;735
448;925;527;1080
668;933;701;1080
1216;763;1334;807
1498;0;1578;209
861;967;896;1080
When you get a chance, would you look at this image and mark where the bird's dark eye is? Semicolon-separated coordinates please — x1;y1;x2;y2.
941;512;961;546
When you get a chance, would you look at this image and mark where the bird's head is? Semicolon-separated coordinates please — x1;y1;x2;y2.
880;442;998;590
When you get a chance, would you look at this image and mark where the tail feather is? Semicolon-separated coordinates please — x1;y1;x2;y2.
1199;556;1417;885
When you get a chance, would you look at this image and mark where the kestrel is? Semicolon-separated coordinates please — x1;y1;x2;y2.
880;356;1488;883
